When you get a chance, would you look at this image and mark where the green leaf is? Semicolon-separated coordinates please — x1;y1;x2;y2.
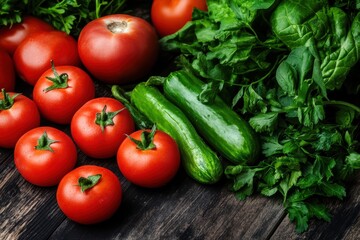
260;186;278;196
225;165;266;200
336;108;356;128
319;182;346;199
249;112;278;133
78;174;102;192
345;152;360;169
286;201;310;233
279;170;302;201
313;130;342;151
276;61;297;96
261;135;283;157
307;202;332;222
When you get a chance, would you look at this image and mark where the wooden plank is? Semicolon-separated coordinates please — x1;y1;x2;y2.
0;155;63;240
47;166;286;239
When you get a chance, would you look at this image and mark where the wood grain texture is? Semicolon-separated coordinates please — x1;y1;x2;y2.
2;142;360;240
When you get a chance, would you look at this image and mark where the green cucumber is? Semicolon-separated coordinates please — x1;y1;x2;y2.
131;82;223;184
163;70;260;165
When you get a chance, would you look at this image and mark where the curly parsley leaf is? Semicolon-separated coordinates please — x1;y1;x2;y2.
0;0;127;36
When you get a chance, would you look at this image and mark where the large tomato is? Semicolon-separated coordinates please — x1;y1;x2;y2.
151;0;207;36
0;15;54;55
14;126;77;186
0;48;16;91
117;126;180;188
78;14;159;85
33;62;95;124
0;90;40;148
13;30;81;86
56;165;122;224
71;97;135;159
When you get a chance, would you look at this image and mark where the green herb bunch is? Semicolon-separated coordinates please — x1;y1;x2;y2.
0;0;126;36
160;0;360;233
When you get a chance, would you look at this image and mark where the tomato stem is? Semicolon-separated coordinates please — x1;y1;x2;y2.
126;124;157;150
0;88;20;110
44;60;69;92
95;105;125;132
107;21;127;34
78;174;102;192
35;131;58;152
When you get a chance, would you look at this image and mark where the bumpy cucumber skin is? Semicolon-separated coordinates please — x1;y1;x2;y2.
163;70;260;165
131;82;223;184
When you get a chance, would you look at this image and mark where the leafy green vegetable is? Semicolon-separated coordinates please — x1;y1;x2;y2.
271;0;360;90
160;0;360;233
160;0;286;95
0;0;127;36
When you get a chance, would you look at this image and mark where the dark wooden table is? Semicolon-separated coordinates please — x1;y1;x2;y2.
1;77;360;240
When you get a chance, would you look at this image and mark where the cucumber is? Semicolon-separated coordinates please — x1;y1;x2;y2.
163;70;260;165
131;82;223;184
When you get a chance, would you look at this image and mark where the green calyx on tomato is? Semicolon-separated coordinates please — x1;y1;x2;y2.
35;131;58;152
44;60;69;92
78;174;102;192
0;88;20;110
95;105;125;132
127;124;157;150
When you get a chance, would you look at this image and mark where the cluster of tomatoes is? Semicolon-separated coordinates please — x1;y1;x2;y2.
0;0;207;225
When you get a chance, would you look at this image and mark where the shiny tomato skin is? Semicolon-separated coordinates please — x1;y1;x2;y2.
0;92;40;148
117;129;181;188
56;165;122;224
71;97;135;159
0;15;54;55
78;14;159;85
14;126;77;186
13;30;81;86
151;0;207;36
33;65;95;124
0;48;16;91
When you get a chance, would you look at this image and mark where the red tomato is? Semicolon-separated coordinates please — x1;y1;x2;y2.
71;97;135;159
33;63;95;124
14;126;77;186
13;30;81;86
0;90;40;148
78;14;159;85
56;165;122;224
0;48;16;91
151;0;207;36
117;127;180;188
0;15;54;55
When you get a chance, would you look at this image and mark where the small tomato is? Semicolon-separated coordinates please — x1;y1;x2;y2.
117;126;180;188
33;62;95;124
56;165;122;224
13;30;81;86
0;15;54;55
71;97;135;159
151;0;207;36
0;89;40;148
14;126;77;186
78;14;159;85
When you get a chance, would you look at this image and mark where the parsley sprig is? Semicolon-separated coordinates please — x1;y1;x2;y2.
161;0;360;233
0;0;127;36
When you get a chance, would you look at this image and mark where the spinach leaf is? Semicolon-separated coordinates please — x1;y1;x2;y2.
271;0;360;90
